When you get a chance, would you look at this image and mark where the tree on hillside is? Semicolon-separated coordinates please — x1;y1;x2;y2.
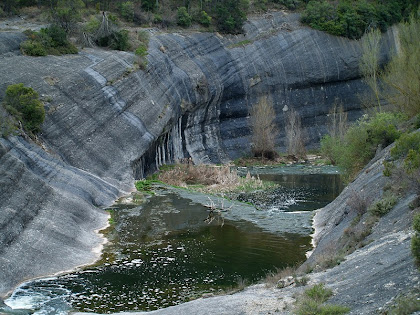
52;0;85;32
360;27;382;110
1;0;19;14
249;97;278;159
216;0;249;34
382;14;420;117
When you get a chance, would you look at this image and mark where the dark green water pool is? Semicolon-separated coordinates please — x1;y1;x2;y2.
4;168;343;314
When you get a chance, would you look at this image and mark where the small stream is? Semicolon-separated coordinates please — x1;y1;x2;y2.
4;166;343;314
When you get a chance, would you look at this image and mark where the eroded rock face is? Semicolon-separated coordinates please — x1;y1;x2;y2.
0;12;398;296
0;137;119;297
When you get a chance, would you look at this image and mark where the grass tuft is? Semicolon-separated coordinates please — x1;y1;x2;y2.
294;284;350;315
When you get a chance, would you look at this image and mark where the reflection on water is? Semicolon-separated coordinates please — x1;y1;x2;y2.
4;169;343;314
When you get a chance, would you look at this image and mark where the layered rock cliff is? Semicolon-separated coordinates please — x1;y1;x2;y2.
0;11;399;297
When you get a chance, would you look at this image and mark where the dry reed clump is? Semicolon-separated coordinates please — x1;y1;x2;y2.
284;108;306;159
346;189;370;216
265;266;296;287
157;164;265;193
249;97;279;160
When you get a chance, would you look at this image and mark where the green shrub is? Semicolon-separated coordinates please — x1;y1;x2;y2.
382;15;420;117
414;213;420;232
365;112;402;148
383;160;395;177
177;7;192;27
386;289;420;314
137;30;150;44
3;83;45;133
20;25;77;56
121;1;134;22
135;43;148;57
368;193;397;217
84;16;101;33
215;0;249;34
304;283;333;303
111;29;130;51
404;149;420;174
53;0;84;32
20;40;47;56
295;283;350;315
135;179;160;194
135;42;148;70
321;112;404;181
198;10;212;27
301;0;418;39
391;132;420;160
295;298;322;315
154;14;163;24
320;135;340;165
141;0;156;12
41;25;68;47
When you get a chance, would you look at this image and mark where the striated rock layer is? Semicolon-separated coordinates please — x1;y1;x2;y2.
0;12;398;297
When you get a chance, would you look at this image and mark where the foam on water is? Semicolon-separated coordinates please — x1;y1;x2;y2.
5;278;72;315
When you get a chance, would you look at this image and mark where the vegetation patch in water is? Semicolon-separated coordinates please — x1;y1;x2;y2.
143;164;277;195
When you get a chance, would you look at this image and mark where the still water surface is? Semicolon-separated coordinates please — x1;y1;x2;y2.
4;167;343;314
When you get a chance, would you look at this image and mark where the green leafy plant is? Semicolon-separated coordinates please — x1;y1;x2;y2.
321;112;404;182
404;149;420;174
20;25;77;56
135;43;148;57
177;7;192;27
84;16;101;33
301;0;417;39
3;83;45;133
382;15;420;117
198;10;212;27
368;193;397;217
304;283;333;302
295;283;350;315
111;29;130;51
215;0;249;34
120;1;134;22
386;289;420;314
20;40;47;56
135;179;160;192
391;132;420;160
154;14;163;24
135;42;148;70
53;0;85;32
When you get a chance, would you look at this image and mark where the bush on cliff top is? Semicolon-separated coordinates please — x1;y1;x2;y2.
2;83;45;134
301;0;419;39
21;25;77;56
